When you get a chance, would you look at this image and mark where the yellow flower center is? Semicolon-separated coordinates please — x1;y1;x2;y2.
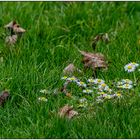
117;93;121;97
39;97;47;101
101;83;106;87
105;95;111;99
127;65;132;69
63;76;67;79
86;89;91;92
125;84;129;87
70;77;75;80
80;82;84;85
100;92;105;95
89;79;94;82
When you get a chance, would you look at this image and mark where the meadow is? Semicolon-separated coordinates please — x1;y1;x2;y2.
0;2;140;138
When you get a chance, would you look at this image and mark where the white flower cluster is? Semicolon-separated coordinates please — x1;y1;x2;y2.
78;98;88;108
83;89;93;94
87;78;112;93
61;76;87;88
60;61;139;106
96;91;122;102
117;79;133;89
88;78;104;85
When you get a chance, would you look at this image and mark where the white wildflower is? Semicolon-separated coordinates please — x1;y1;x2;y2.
87;78;94;83
118;84;133;89
122;84;133;89
97;91;106;95
78;98;88;108
117;81;124;86
104;95;112;99
93;79;105;84
79;98;87;103
67;76;78;82
116;93;122;98
77;81;87;88
40;89;48;94
83;89;93;94
122;79;133;85
38;97;48;102
98;83;110;91
124;62;139;73
61;76;68;80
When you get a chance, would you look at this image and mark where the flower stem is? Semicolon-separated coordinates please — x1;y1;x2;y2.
133;72;136;84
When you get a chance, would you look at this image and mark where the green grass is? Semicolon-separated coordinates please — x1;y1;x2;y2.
0;2;140;138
